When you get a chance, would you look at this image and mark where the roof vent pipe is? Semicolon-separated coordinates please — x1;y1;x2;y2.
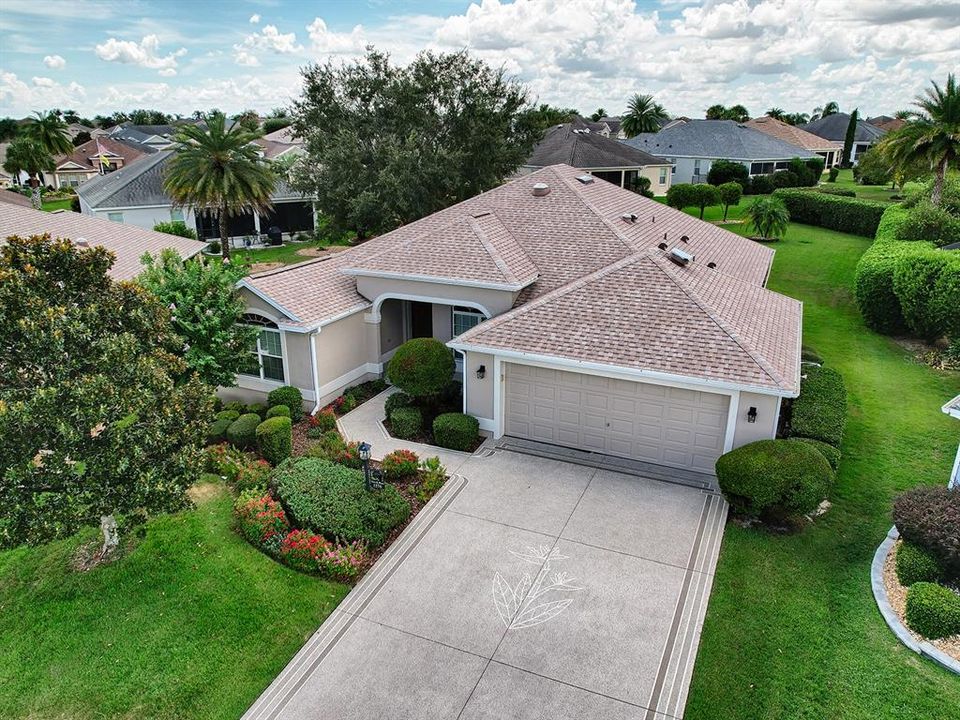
680;235;689;243
532;182;550;197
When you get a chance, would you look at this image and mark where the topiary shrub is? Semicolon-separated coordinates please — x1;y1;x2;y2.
715;439;834;519
215;409;241;423
272;457;410;546
707;159;749;189
892;252;960;341
894;200;960;247
905;582;960;639
828;166;839;182
256;416;292;465
386;338;455;400
896;540;942;587
771;169;799;189
772;189;887;237
433;413;480;451
206;417;233;445
266;404;291;419
789;366;847;448
226;413;262;449
384;391;413;419
893;485;960;580
268;386;304;422
381;449;420;480
390;406;423;440
246;402;268;419
792;437;841;471
223;401;246;414
817;186;856;197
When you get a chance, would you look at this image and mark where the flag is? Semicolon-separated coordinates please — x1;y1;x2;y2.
95;138;110;173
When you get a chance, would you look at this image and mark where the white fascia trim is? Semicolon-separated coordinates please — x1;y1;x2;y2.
275;304;370;334
448;342;796;398
310;330;321;414
941;395;960;419
343;267;530;293
723;391;741;452
367;293;493;323
90;202;174;212
236;279;302;323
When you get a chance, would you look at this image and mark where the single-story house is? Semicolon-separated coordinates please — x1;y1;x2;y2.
229;163;802;474
943;395;960;489
622;119;817;185
519;121;673;195
76;151;317;243
52;136;155;190
799;113;886;165
0;203;206;280
744;116;843;169
867;116;907;133
108;124;183;150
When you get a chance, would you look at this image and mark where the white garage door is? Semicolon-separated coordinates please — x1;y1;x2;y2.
505;364;729;473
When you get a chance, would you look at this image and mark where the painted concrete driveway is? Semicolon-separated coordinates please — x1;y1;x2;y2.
243;449;727;720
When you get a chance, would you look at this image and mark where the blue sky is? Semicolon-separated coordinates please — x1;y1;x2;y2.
1;0;958;120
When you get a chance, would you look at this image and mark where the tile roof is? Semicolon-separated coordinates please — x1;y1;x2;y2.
0;189;33;208
0;204;206;280
56;136;153;172
454;249;801;394
527;123;666;169
623;119;817;160
744;117;842;152
799;113;886;143
263;126;300;144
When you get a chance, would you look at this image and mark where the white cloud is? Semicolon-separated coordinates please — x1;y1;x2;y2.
233;23;301;66
31;76;55;87
94;34;187;75
234;51;260;67
250;14;260;24
158;67;177;77
42;54;66;70
306;17;370;55
0;70;86;110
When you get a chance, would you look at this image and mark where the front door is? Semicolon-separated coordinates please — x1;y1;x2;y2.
410;302;433;339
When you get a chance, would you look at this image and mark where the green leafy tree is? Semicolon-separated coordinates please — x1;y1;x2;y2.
129;108;172;125
589;108;607;122
232;109;261;132
746;196;790;240
0;234;210;555
766;107;785;120
718;181;743;220
621;93;667;137
152;220;198;239
520;103;579;135
852;146;893;186
691;183;721;219
72;130;92;147
725;104;750;123
665;183;699;211
631;175;654;198
878;73;959;206
2;138;54;209
842;109;859;166
707;158;749;189
138;249;259;388
812;101;839;121
783;112;809;126
293;48;538;240
164;112;276;259
705;104;727;120
0;117;18;142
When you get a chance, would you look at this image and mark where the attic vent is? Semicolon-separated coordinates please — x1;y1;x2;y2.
472;212;491;218
707;261;717;269
657;242;668;250
621;213;638;223
669;247;694;267
680;235;689;243
532;182;550;197
575;174;594;184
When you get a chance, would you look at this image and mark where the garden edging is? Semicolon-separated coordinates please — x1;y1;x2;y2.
871;526;960;675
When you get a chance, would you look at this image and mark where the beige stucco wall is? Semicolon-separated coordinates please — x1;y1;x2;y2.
433;304;453;342
285;332;315;391
239;287;293;322
356;275;518;318
314;311;373;387
463;351;495;421
379;299;404;356
640;165;673;197
731;392;780;448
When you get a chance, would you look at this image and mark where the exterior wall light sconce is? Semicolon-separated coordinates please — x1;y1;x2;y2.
747;407;758;424
476;364;486;380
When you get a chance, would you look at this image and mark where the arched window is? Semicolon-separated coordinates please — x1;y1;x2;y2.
241;313;285;382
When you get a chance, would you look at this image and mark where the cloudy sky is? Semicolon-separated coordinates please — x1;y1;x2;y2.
1;0;958;120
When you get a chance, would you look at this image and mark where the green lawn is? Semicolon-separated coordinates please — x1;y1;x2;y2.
654;195;749;223
0;482;349;720
825;168;904;203
41;198;74;212
685;222;960;719
235;239;335;267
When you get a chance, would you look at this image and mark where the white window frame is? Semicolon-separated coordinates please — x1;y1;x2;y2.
451;306;485;373
240;313;286;384
659;168;668;185
170;208;185;222
107;211;124;223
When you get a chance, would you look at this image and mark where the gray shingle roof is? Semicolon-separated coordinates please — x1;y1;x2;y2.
527;123;667;170
623;119;817;160
799;113;886;143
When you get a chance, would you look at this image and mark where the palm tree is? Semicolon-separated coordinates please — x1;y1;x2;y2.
766;107;785;120
2;138;55;209
705;104;727;120
746;196;790;240
589;108;607;122
163;112;277;259
878;73;959;206
782;112;809;126
23;110;73;157
621;93;667;137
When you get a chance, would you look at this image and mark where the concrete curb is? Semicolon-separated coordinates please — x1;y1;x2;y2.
871;526;960;675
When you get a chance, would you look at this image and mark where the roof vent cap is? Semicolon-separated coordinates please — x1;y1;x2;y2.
75;237;89;247
621;212;638;223
657;242;668;250
669;247;694;267
707;261;717;269
532;182;550;197
575;174;594;184
680;234;689;243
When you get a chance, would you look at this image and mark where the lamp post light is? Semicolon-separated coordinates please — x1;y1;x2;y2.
357;441;383;491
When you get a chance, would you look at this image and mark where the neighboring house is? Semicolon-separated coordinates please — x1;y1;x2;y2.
229;163;802;474
867;116;907;133
623;119;817;184
745;116;844;169
799;113;886;165
0;203;206;280
108;124;182;150
519;122;673;195
943;395;960;489
64;123;96;141
76;151;317;242
263;126;300;144
52;137;155;190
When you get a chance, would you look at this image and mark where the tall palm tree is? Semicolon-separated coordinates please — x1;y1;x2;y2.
879;73;959;206
23;110;73;157
621;93;667;137
746;196;790;240
2;138;54;209
766;107;785;120
163;112;277;259
782;112;809;126
589;108;607;122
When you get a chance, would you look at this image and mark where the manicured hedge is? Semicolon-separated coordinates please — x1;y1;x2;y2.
896;540;942;587
384;391;413;418
789;366;847;449
215;409;241;423
266;404;290;419
246;403;268;419
816;186;856;198
893;485;960;580
905;582;960;639
792;437;841;471
256;416;293;465
206;417;233;444
273;457;410;546
226;413;262;449
386;338;455;399
715;439;834;518
433;413;480;451
772;189;887;237
268;386;304;422
390;406;423;439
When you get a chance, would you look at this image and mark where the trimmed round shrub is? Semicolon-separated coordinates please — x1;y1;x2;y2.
381;449;420;480
272;457;410;546
223;401;246;414
433;413;480;452
896;540;942;587
386;338;455;399
789;365;847;449
384;391;413;419
749;174;774;195
771;170;799;189
893;485;960;580
792;437;841;471
268;385;304;422
311;408;337;432
266;404;291;419
390;406;423;440
828;166;839;182
256;416;293;465
206;417;233;445
715;439;834;518
905;582;960;640
706;159;749;189
894;200;960;247
226;413;262;450
215;409;241;423
246;402;268;419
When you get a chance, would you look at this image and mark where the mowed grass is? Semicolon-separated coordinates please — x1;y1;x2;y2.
41;197;74;212
685;223;960;719
825;168;904;203
0;482;349;720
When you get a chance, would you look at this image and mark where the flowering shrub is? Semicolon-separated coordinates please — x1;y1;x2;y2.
204;443;270;491
381;449;420;479
335;441;362;469
310;408;337;432
277;529;368;580
279;529;330;572
319;540;367;581
234;490;289;552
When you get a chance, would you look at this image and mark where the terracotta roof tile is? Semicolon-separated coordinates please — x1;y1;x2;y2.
745;117;842;152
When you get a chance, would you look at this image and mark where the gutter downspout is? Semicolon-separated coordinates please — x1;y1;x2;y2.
309;329;321;415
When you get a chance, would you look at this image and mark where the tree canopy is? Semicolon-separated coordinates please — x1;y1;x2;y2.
292;48;538;239
705;104;750;122
621;93;667;137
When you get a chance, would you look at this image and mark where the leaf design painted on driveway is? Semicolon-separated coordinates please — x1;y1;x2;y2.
493;546;583;630
512;598;575;629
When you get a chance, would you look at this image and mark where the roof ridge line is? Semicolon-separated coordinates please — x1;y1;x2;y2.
468;214;518;286
76;150;170;203
553;168;637;255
